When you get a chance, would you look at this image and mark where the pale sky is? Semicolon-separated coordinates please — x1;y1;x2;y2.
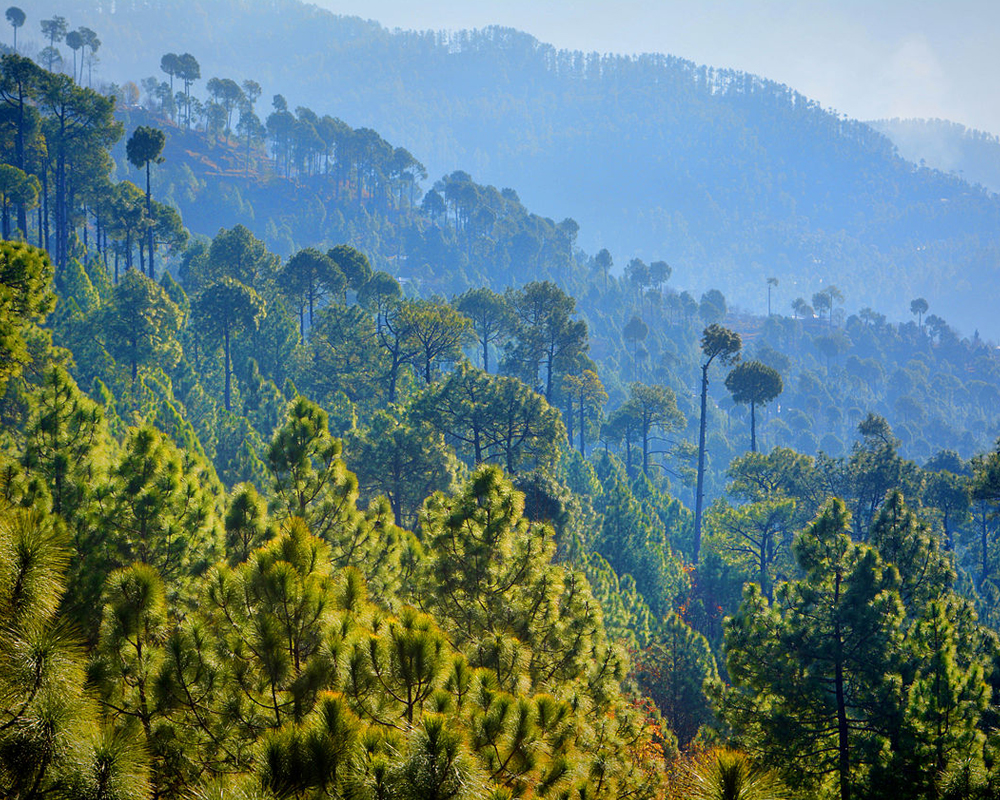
313;0;1000;134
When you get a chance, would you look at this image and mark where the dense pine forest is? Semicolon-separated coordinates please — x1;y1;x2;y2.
6;7;1000;800
28;0;1000;335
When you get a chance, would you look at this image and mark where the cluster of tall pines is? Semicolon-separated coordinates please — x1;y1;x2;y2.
7;16;1000;800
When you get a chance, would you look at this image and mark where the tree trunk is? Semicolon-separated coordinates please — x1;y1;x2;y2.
473;424;482;464
15;189;26;240
53;463;63;516
388;355;398;404
391;455;402;527
14;79;28;236
642;420;650;475
126;330;141;396
565;395;574;448
751;401;757;453
146;160;155;278
579;393;586;457
759;538;770;601
834;572;851;800
694;362;710;563
545;347;554;401
55;132;66;268
41;169;49;253
981;512;989;588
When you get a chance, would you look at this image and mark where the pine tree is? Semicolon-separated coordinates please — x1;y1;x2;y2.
725;360;783;453
704;497;796;601
224;482;273;564
98;268;182;388
94;425;222;594
302;302;386;413
348;606;450;725
419;466;555;657
190;277;264;411
280;247;344;336
268;397;401;593
722;499;905;800
415;363;565;474
0;506;150;800
0;242;56;395
92;563;173;796
890;597;989;798
259;694;363;798
398;299;474;384
347;409;460;529
592;453;685;617
420;465;609;690
677;748;790;800
633;612;718;746
395;715;485;800
561;368;607;456
22;365;107;520
455;286;514;373
125;126;165;277
694;324;741;562
868;491;953;613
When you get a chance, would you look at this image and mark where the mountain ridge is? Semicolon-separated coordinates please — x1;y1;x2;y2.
870;117;1000;194
25;0;1000;336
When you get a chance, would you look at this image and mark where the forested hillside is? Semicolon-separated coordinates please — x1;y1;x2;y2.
7;11;1000;800
872;117;1000;194
23;0;1000;335
102;82;1000;473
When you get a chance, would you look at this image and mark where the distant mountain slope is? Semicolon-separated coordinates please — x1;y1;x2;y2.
870;118;1000;194
32;0;1000;336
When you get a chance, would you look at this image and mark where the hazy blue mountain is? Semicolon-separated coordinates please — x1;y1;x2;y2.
29;0;1000;336
870;118;1000;194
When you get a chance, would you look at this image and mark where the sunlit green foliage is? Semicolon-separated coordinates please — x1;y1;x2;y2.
9;40;1000;800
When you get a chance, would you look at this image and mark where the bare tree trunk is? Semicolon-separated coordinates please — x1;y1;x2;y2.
694;362;710;563
834;573;851;800
146;160;155;278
